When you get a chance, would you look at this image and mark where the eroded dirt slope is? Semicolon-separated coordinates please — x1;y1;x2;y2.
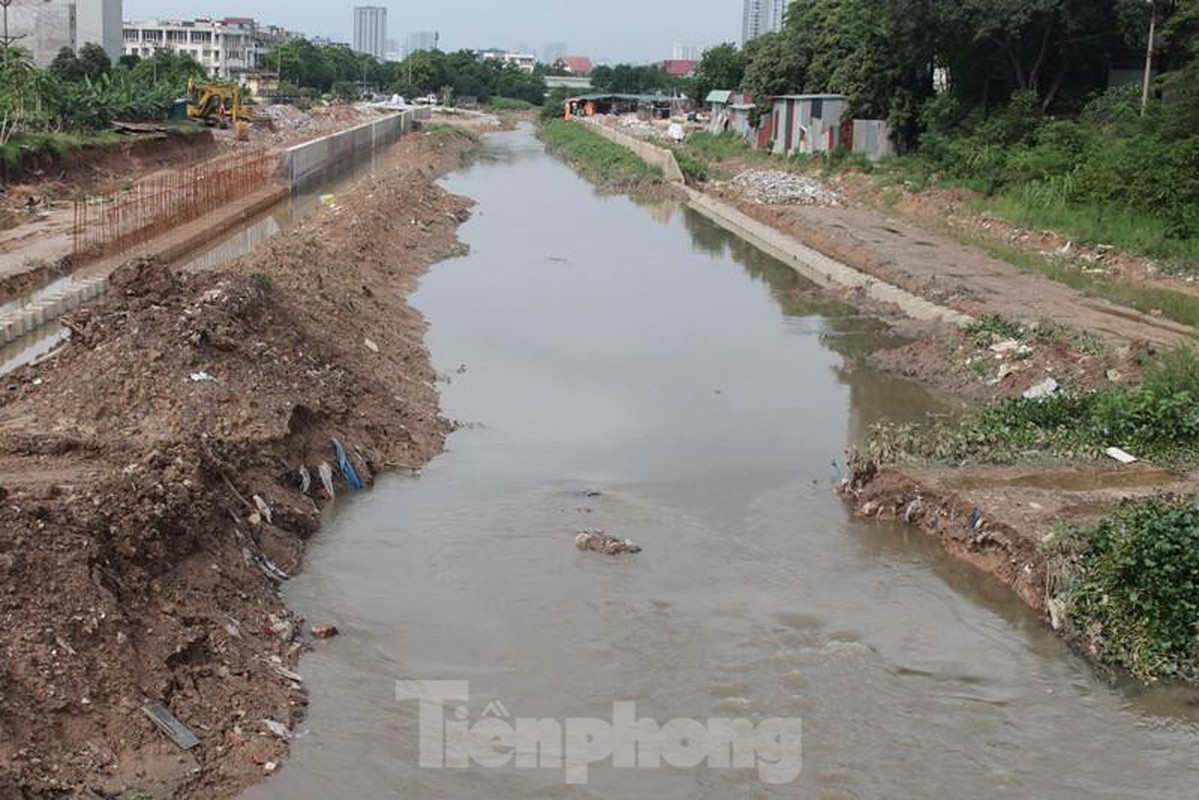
0;129;476;798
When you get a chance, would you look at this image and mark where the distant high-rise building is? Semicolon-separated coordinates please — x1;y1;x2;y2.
353;6;387;58
672;43;701;61
9;0;123;68
403;30;438;57
742;0;788;43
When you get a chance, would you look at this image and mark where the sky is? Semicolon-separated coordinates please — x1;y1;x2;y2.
124;1;742;63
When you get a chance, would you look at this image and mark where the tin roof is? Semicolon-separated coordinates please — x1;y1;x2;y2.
705;90;733;104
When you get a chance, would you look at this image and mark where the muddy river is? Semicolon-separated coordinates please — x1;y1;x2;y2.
243;127;1198;799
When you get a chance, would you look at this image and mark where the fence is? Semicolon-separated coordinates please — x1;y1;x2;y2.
72;148;279;261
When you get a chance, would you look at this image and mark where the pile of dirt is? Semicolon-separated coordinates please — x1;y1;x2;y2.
0;129;477;798
869;327;1150;403
1;131;220;209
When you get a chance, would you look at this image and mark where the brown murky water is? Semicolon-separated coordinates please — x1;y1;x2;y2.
243;127;1198;799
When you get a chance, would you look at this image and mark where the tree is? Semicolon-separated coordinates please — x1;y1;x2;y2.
77;42;111;81
742;32;806;115
49;47;83;82
691;43;746;103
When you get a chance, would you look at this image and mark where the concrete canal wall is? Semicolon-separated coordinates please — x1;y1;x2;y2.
279;107;433;186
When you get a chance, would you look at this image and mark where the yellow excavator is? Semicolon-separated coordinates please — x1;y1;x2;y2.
185;79;245;128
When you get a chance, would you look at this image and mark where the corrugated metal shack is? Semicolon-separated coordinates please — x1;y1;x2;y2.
770;94;848;156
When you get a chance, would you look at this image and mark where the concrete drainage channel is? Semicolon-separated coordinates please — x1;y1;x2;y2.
0;108;432;376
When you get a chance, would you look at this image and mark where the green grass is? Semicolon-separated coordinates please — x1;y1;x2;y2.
982;192;1199;271
537;120;661;186
958;232;1199;330
487;97;536;112
865;344;1199;468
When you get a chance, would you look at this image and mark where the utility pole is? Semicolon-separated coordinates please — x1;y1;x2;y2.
1141;0;1158;116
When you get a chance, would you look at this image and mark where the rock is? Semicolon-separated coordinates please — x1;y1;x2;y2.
575;530;642;555
1023;378;1061;400
729;170;843;207
364;338;379;353
262;719;290;739
311;624;340;639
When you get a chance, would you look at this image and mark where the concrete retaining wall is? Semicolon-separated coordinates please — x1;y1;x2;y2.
0;275;109;346
279;107;432;186
583;121;686;184
684;189;972;326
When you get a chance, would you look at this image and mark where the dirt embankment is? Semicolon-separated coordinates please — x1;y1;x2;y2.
0;129;477;798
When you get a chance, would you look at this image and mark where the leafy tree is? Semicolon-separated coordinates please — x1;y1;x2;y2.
77;43;112;81
49;47;84;82
691;43;746;103
742;32;806;115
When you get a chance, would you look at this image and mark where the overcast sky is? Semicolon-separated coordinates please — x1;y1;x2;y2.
124;1;741;63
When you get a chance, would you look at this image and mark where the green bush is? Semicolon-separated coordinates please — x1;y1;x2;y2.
1063;497;1199;681
537;120;660;186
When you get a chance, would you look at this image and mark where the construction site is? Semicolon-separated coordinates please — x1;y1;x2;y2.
1;42;1198;800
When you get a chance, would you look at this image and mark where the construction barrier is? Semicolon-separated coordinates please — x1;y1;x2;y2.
72;148;278;261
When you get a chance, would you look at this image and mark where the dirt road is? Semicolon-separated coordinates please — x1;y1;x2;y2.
0;128;477;798
708;184;1193;344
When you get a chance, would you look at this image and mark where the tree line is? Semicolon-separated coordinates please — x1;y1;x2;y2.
268;40;548;105
690;0;1199;245
1;46;204;146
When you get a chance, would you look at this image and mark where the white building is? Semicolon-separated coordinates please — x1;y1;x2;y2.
353;6;387;59
9;0;123;68
122;18;263;80
404;31;438;58
672;43;701;61
478;49;536;74
742;0;788;44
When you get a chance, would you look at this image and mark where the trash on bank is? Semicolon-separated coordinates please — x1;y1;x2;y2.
189;371;216;383
1023;378;1061;400
364;338;380;353
142;703;200;750
575;530;642;555
318;462;335;499
1104;447;1138;464
298;465;311;494
332;438;363;491
253;495;273;525
262;719;291;740
311;624;340;639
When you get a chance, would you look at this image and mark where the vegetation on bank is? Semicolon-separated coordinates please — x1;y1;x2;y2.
864;343;1199;467
684;1;1199;269
1046;497;1199;682
537;120;661;186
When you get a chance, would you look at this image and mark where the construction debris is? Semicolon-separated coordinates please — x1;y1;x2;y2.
575;530;643;555
142;703;200;751
729;170;843;206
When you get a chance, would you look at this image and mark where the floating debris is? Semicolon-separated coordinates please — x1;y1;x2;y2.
311;624;340;639
575;530;642;555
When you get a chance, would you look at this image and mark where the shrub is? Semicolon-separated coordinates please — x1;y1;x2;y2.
1061;497;1199;681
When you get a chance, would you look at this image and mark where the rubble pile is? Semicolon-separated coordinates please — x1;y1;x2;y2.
730;169;844;206
0;129;478;799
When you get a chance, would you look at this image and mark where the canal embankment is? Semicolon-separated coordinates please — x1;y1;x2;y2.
0;125;479;799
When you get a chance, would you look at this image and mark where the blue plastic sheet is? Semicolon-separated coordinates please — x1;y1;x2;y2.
332;438;363;491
